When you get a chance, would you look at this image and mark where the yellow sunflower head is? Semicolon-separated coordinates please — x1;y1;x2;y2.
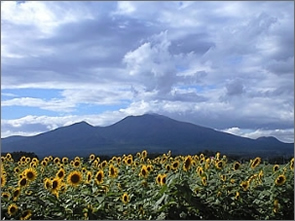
2;192;11;201
53;157;60;164
20;209;32;220
89;154;96;161
156;174;162;185
67;171;83;187
18;177;29;188
215;160;224;170
56;168;66;180
86;171;92;184
44;178;52;190
250;157;261;169
51;177;61;194
7;203;18;216
240;181;249;191
139;165;149;178
273;164;280;173
12;187;21;201
73;160;81;168
201;176;207;186
183;155;193;172
160;174;167;185
275;174;286;186
121;192;129;204
62;157;69;164
171;160;180;170
108;164;118;178
233;162;241;170
101;160;108;168
95;170;104;185
290;158;294;171
141;150;148;159
1;174;7;187
24;167;37;182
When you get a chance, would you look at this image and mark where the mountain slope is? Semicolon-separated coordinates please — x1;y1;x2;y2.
1;114;294;158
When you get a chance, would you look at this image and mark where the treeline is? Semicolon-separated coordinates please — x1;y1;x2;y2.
1;150;293;165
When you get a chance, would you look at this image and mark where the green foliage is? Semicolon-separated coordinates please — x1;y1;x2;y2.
1;151;294;220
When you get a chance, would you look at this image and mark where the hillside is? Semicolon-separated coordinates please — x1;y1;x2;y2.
1;114;294;158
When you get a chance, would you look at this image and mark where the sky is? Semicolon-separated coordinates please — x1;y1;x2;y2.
1;1;294;143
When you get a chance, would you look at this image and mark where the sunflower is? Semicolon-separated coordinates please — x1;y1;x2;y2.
44;178;52;190
2;192;11;201
258;170;264;180
234;192;240;200
89;154;96;161
56;168;66;180
7;203;18;216
82;167;87;173
101;160;108;168
121;192;129;204
233;162;241;170
250;157;261;169
165;164;171;172
171;160;180;171
1;174;7;187
59;182;67;194
95;170;104;185
125;157;133;166
156;174;162;185
290;158;294;171
183;155;193;171
25;157;31;163
73;160;81;168
67;171;83;187
20;210;32;220
6;153;12;159
201;176;207;186
220;175;226;182
273;199;279;213
215;152;220;160
240;181;249;191
53;157;60;164
48;156;53;161
141;150;148;159
161;155;168;164
41;160;47;167
18;177;29;188
30;162;37;168
108;164;118;178
275;174;286;186
139;165;149;178
86;171;92;184
196;166;204;177
215;160;224;170
62;157;68;164
273;164;279;173
51;177;61;194
24;167;37;182
146;164;153;172
160;174;167;185
12;187;21;201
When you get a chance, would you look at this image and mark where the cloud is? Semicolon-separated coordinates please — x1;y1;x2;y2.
221;127;294;143
1;1;293;143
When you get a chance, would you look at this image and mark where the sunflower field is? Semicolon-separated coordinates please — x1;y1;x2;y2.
1;150;294;220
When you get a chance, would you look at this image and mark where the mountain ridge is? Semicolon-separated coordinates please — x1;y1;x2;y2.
1;114;294;158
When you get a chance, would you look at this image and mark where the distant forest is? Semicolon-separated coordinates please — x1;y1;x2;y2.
1;150;293;165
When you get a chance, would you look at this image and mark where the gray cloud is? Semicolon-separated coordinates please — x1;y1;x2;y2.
1;1;293;142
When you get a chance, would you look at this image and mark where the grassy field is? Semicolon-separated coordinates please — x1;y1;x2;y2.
1;150;294;220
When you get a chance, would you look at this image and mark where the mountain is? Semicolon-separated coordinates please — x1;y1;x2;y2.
1;114;294;158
